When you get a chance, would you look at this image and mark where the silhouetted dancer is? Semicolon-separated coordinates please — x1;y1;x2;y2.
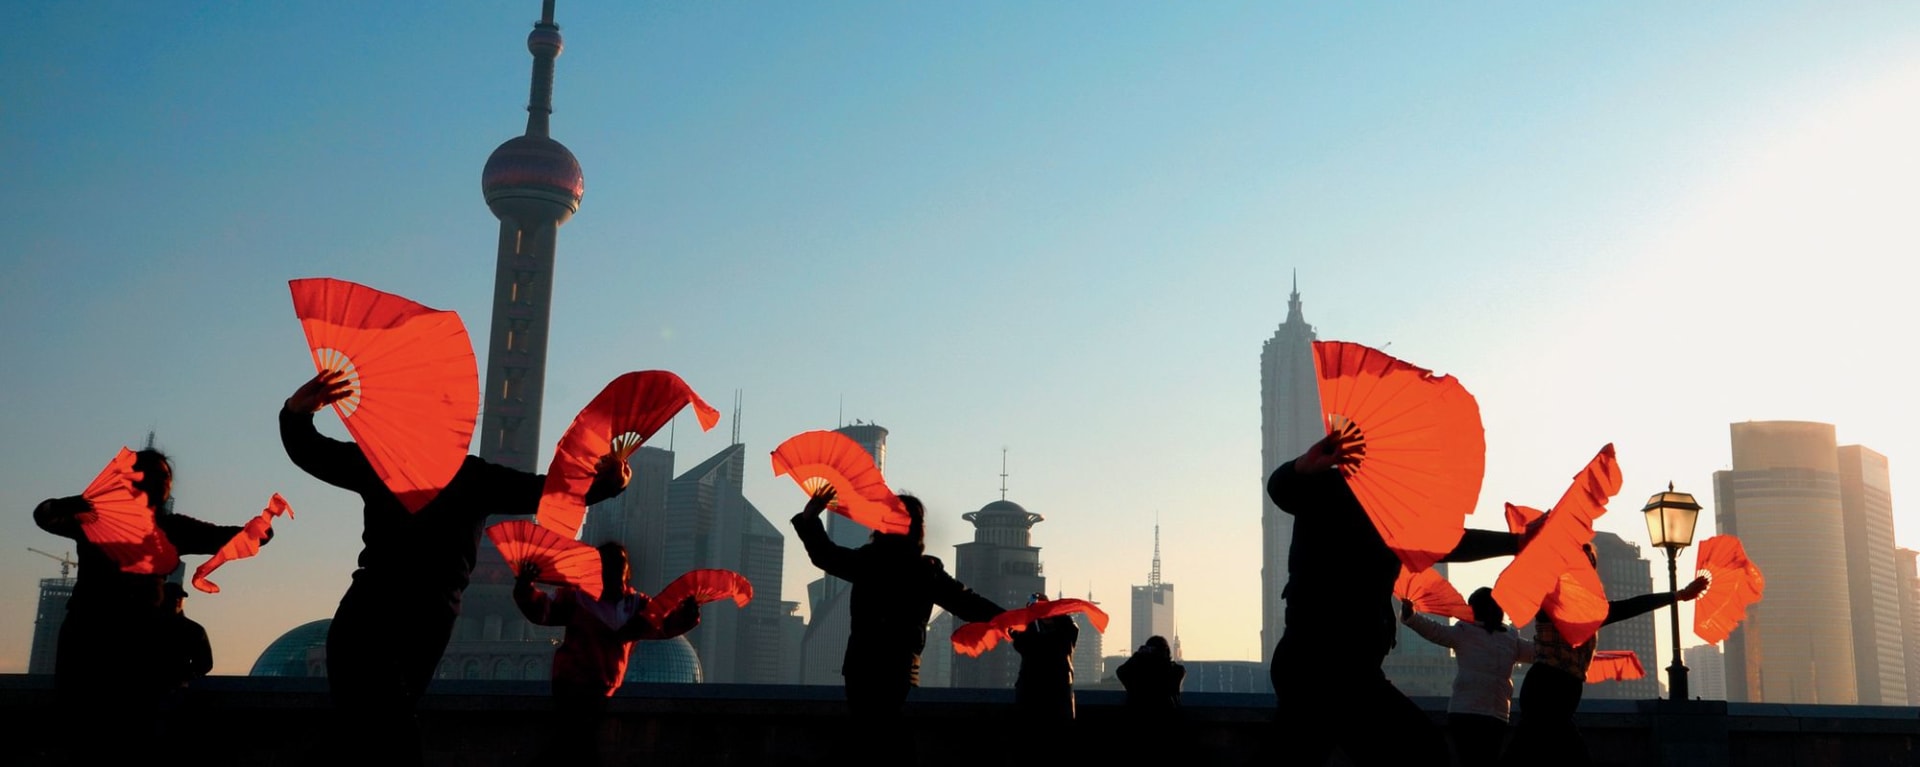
791;486;1003;756
514;543;700;766
1502;546;1707;767
1400;588;1533;767
280;370;630;765
33;447;248;763
1013;593;1079;723
1265;431;1523;766
1116;635;1186;760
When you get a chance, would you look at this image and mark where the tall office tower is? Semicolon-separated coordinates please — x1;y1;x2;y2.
1712;421;1857;704
1838;445;1906;704
1260;276;1322;666
445;0;589;678
777;601;806;685
1585;532;1661;700
1131;526;1178;654
1069;590;1105;686
28;576;74;675
662;444;787;684
1382;562;1455;697
799;423;888;685
580;446;676;589
1686;644;1728;700
952;499;1046;688
1896;548;1920;701
920;611;956;688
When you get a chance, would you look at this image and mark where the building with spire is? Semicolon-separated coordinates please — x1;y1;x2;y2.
1131;525;1177;656
1260;275;1321;670
443;0;590;678
951;470;1045;689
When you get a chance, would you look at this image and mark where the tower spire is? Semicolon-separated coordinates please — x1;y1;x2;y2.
523;1;564;138
731;390;742;445
1149;519;1162;588
999;447;1009;501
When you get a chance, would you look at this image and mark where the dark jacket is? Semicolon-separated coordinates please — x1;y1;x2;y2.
1013;614;1079;719
1117;647;1185;709
792;511;1002;683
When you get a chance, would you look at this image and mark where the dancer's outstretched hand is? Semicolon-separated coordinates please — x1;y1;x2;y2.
286;370;354;413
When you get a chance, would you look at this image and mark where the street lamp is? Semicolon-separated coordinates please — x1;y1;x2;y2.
1642;482;1702;701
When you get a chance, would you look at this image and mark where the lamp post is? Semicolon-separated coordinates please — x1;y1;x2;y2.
1642;482;1702;702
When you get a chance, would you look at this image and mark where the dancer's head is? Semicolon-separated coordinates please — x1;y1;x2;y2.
597;542;630;595
1143;635;1171;657
1469;587;1504;628
869;494;927;554
133;448;173;511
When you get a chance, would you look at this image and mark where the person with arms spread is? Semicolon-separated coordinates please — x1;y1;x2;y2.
281;370;630;763
1401;587;1533;766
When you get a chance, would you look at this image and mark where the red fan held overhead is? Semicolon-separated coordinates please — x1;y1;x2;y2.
1493;445;1621;631
487;520;604;600
79;447;179;575
771;431;910;535
951;598;1109;658
1693;535;1765;644
191;494;294;594
1587;650;1646;683
644;569;752;633
1310;341;1485;573
537;371;721;540
1395;566;1474;622
289;278;478;514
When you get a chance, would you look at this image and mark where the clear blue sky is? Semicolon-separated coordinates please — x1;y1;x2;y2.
4;2;1917;679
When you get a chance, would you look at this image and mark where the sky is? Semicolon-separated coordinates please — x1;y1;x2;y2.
3;2;1918;685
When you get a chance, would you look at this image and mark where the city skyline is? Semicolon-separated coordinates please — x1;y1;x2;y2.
4;2;1918;678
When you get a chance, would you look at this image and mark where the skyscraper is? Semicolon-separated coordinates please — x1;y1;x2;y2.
1712;421;1857;704
660;443;788;684
1131;525;1177;655
1896;548;1920;702
952;498;1045;689
1837;445;1906;704
1586;532;1660;700
1686;644;1728;701
1069;589;1105;686
1260;276;1322;666
28;576;73;675
581;446;676;592
442;0;589;679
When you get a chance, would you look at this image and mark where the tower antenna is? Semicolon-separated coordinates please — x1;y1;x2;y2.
1149;515;1162;587
999;447;1010;501
731;390;742;445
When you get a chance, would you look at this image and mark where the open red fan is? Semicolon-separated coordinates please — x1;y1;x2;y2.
537;371;721;540
1586;650;1646;683
486;519;603;600
290;277;478;514
190;493;294;594
1395;566;1474;621
1693;535;1765;644
644;569;753;626
771;431;909;535
1505;503;1544;537
1539;562;1610;648
79;447;179;575
950;598;1109;657
1310;341;1484;573
1492;445;1620;630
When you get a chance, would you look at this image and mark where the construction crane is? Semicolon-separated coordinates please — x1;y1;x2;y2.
27;548;77;579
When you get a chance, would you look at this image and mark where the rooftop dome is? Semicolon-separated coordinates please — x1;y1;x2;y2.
623;635;703;684
250;619;330;677
482;134;583;222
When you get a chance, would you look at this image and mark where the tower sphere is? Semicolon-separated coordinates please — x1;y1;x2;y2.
482;134;583;225
528;26;564;58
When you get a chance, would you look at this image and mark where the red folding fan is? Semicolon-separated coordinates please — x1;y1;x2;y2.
537;371;721;540
1310;341;1485;573
771;431;909;535
1505;503;1545;537
644;569;753;625
1492;445;1621;630
486;519;603;600
1693;535;1765;644
1395;566;1474;621
1586;650;1646;683
951;598;1108;657
290;278;478;513
191;493;294;594
1539;562;1610;648
78;447;179;575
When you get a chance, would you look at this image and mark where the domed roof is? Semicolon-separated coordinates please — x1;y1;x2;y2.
250;619;330;677
623;635;703;684
482;134;584;215
978;499;1031;515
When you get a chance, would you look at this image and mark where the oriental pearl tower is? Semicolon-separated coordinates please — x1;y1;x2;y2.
445;0;584;676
